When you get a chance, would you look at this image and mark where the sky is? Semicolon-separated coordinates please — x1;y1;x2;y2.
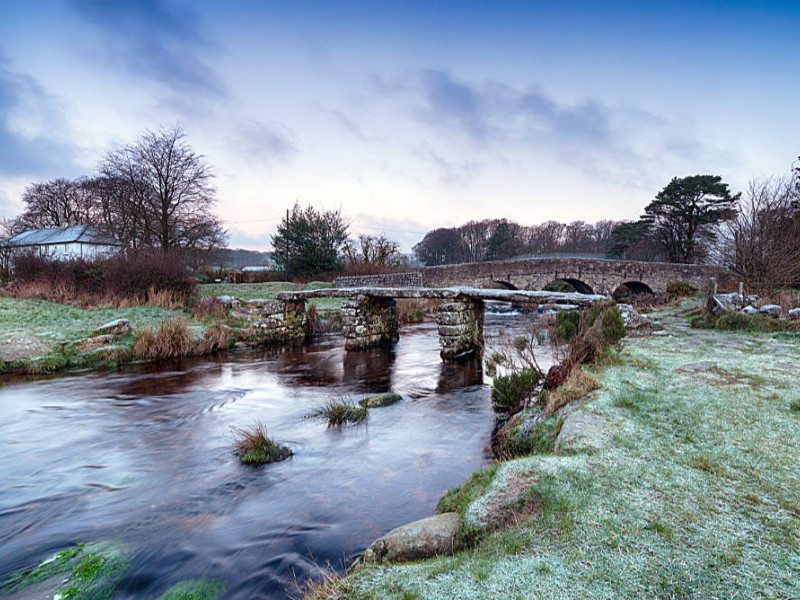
0;0;798;252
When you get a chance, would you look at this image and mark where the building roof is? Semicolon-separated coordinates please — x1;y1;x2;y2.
2;225;123;248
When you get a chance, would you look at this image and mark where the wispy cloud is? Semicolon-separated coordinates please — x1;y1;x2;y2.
371;68;718;190
230;119;297;164
0;54;77;177
68;0;225;97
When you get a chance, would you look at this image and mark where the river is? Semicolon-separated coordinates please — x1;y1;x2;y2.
0;314;537;599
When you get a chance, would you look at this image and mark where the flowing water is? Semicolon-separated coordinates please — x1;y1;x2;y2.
0;314;540;599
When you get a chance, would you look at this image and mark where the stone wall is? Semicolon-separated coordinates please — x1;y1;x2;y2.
342;295;399;350
334;272;423;289
435;297;484;360
421;258;725;295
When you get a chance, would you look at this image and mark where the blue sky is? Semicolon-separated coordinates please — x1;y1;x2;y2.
0;0;798;250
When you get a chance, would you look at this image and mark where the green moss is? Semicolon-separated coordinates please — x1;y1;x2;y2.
1;541;128;600
437;464;499;518
159;578;226;600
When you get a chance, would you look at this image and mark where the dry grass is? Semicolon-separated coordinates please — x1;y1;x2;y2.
133;318;195;360
396;298;437;324
201;323;231;353
192;297;228;320
544;366;601;414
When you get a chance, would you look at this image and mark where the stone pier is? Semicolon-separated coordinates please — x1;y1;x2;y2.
435;297;485;361
342;295;399;351
245;298;309;342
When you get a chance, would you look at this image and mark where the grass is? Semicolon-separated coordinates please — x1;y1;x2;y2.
199;281;340;310
311;301;800;599
159;578;226;600
133;318;195;360
311;397;368;426
232;422;292;465
691;310;800;333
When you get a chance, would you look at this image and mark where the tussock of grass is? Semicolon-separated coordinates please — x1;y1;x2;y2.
691;310;800;333
311;397;368;426
133;318;194;360
233;422;292;465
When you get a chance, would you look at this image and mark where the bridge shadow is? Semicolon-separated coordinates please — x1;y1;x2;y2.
613;281;654;300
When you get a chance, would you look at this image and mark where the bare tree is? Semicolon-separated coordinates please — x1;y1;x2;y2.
16;177;95;229
101;126;225;253
718;176;800;291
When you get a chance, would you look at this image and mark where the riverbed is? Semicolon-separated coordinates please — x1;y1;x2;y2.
0;315;538;599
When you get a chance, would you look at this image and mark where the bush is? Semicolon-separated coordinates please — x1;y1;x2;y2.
551;310;581;344
10;249;197;307
491;368;542;415
666;281;699;299
233;422;292;465
106;249;196;305
543;280;575;293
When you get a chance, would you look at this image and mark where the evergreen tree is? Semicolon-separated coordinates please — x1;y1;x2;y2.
643;175;739;263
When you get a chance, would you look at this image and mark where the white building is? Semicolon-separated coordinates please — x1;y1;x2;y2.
1;225;124;261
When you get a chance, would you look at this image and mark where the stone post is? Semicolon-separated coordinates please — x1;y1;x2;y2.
435;296;484;361
342;295;399;351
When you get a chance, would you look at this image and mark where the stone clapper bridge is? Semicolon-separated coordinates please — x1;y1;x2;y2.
271;287;608;361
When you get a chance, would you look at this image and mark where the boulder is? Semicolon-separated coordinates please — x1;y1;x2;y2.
741;305;758;315
75;335;115;352
214;296;241;309
555;410;607;453
0;335;52;363
359;393;403;408
616;303;652;329
758;304;784;318
359;512;459;564
788;308;800;320
95;318;131;336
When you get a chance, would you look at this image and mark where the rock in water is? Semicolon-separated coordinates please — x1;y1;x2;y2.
95;318;132;335
359;512;459;564
359;393;403;408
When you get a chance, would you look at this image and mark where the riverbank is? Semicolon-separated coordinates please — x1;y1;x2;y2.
310;301;800;598
0;282;340;376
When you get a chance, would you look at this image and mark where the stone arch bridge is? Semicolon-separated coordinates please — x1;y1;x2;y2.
419;257;723;297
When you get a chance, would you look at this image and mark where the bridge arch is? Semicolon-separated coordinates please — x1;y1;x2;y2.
491;280;518;290
612;281;654;300
545;278;595;295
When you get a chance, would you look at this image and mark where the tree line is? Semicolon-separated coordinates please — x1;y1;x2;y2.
5;126;226;255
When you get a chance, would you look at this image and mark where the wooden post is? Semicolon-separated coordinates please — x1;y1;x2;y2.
706;277;720;315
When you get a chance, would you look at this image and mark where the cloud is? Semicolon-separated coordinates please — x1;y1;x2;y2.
226;228;272;249
68;0;225;97
0;55;78;177
230;119;297;164
415;147;481;187
373;69;716;189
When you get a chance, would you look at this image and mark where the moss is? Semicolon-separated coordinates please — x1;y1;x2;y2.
1;541;128;600
159;578;226;600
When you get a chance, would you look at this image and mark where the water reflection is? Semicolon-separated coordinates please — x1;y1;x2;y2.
0;314;533;599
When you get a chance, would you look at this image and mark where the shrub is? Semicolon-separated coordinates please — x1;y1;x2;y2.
491;368;542;415
106;249;196;306
543;280;575;293
691;310;800;333
311;397;368;426
133;319;194;360
666;281;699;299
233;422;292;465
551;310;581;344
